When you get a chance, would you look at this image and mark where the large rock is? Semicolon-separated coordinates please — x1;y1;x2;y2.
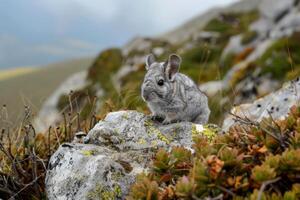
233;74;280;105
270;8;300;38
46;111;216;200
223;77;300;131
250;18;274;38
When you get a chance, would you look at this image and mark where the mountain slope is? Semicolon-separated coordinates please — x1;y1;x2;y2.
0;57;93;125
38;0;300;129
160;0;261;44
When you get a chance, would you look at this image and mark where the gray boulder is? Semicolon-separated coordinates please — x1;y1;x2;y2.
46;111;216;200
250;18;274;38
270;9;300;38
259;0;295;22
233;74;280;105
223;77;300;131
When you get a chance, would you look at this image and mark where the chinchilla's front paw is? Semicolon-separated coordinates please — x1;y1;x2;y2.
162;118;181;125
162;119;172;125
150;115;165;123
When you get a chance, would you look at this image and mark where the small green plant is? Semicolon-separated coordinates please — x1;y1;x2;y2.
128;105;300;199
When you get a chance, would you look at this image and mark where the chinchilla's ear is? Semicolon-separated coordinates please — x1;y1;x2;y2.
145;54;156;70
165;54;181;81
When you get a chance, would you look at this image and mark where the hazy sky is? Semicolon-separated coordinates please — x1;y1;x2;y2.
0;0;238;69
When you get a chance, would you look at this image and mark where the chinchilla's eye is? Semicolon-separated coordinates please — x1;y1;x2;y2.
157;79;164;86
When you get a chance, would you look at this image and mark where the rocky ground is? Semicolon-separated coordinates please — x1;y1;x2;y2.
45;76;300;199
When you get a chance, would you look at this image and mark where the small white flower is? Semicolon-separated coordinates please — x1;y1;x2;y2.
195;124;204;132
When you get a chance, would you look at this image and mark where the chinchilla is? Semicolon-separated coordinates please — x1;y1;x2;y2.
141;53;210;125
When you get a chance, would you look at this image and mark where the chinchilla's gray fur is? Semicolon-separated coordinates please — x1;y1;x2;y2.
141;54;210;125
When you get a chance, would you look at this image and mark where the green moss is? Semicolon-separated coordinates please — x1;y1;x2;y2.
87;184;122;200
111;171;124;182
202;124;219;140
145;120;170;145
286;67;300;80
81;150;96;156
191;124;217;142
145;120;170;144
241;30;258;45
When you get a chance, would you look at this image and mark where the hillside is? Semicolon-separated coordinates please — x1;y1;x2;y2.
41;0;300;128
0;57;93;125
160;0;262;44
0;67;38;81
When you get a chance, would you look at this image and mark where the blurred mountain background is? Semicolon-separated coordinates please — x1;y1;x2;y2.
0;0;237;125
1;0;300;131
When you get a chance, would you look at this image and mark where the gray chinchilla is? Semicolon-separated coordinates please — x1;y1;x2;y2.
141;53;210;124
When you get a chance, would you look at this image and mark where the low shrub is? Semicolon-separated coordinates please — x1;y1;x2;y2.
128;105;300;199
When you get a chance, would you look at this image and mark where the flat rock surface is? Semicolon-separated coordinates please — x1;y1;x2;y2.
223;77;300;131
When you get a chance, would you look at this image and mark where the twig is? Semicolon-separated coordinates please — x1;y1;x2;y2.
229;112;284;145
48;126;51;157
69;91;73;113
89;113;96;131
216;185;235;197
68;112;72;142
31;147;41;198
35;155;47;171
8;174;43;200
257;177;281;200
229;112;257;126
76;112;81;132
7;127;13;160
63;112;68;141
54;127;61;146
266;110;281;133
